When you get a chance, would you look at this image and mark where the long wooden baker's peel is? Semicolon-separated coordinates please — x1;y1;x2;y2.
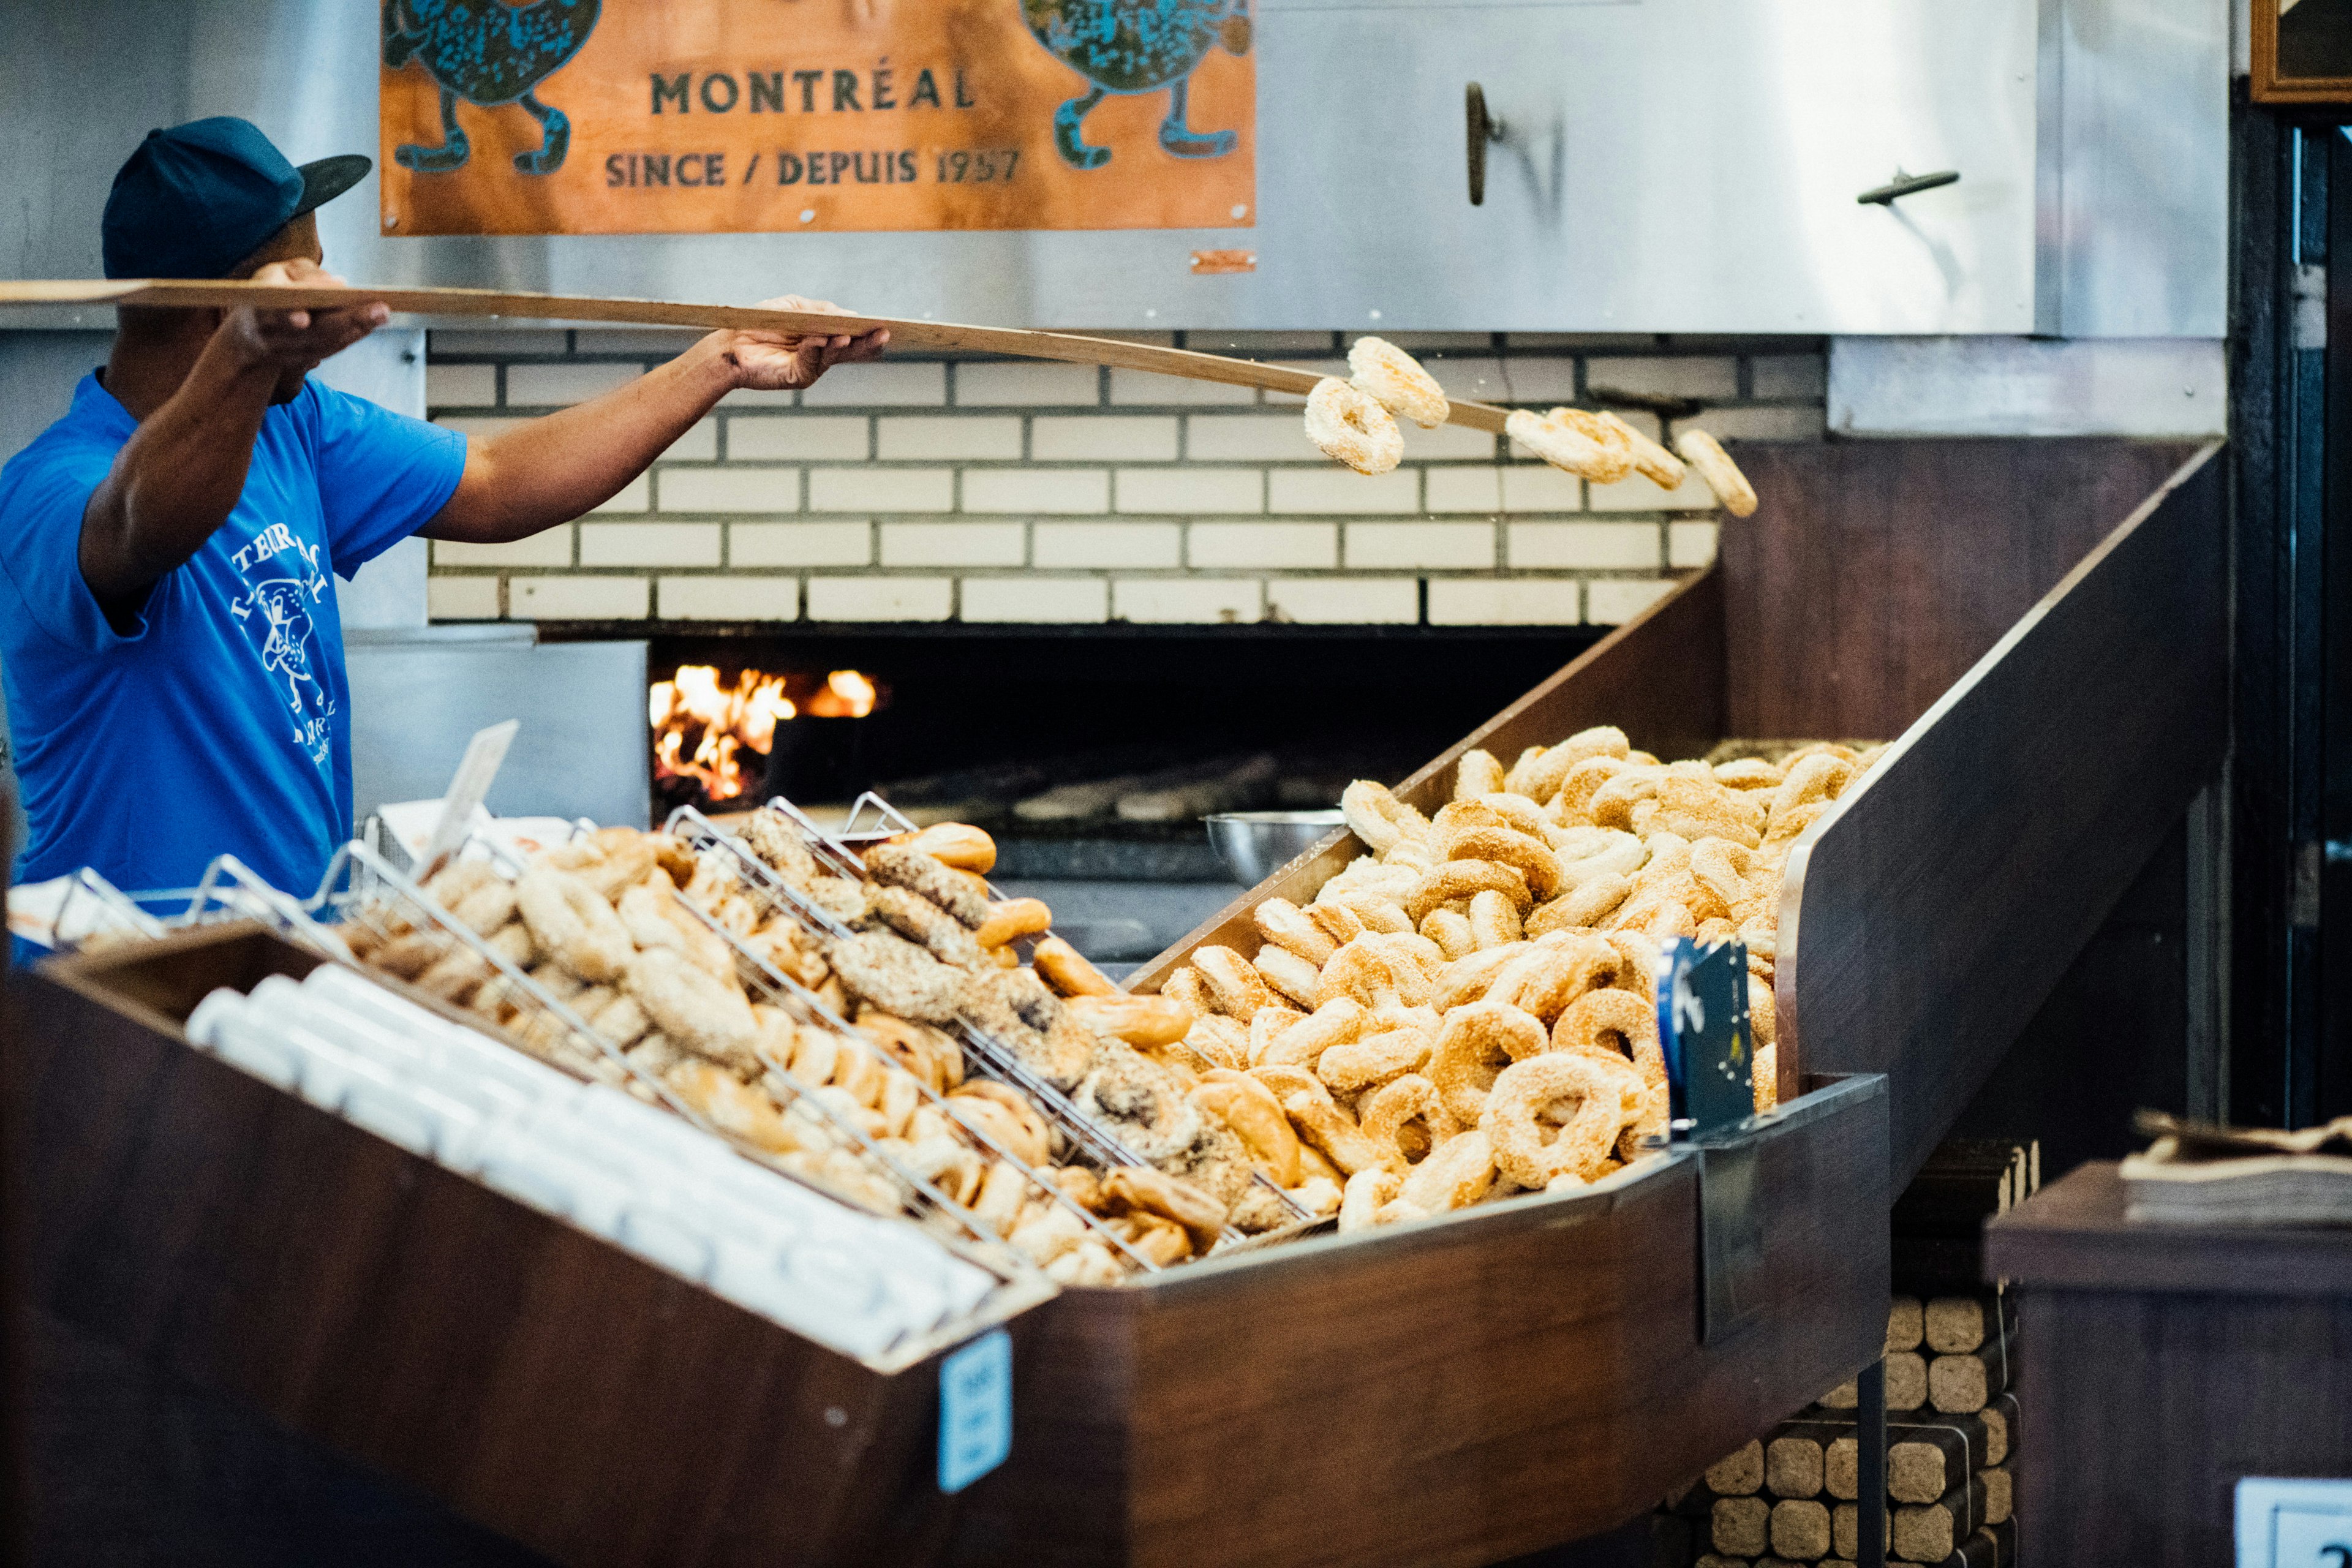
0;278;1518;436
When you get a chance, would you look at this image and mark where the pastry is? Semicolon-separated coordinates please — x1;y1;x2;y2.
1253;897;1340;966
1193;944;1272;1018
1346;336;1450;429
1034;934;1120;997
900;821;997;873
1359;1073;1458;1172
1340;778;1428;854
869;884;985;967
1482;1053;1639;1189
828;930;967;1024
1427;998;1545;1125
975;897;1053;948
1601;412;1686;489
1338;1167;1401;1232
1507;406;1634;484
1064;992;1193;1048
1303;376;1404;475
1674;428;1758;516
516;867;635;983
623;947;760;1072
1453;748;1507;799
863;842;989;928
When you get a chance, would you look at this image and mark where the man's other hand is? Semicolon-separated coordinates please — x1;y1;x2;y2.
221;258;389;375
723;295;889;392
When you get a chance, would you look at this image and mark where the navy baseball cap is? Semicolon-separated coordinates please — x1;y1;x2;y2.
101;117;370;280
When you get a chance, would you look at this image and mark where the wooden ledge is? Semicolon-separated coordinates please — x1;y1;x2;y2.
1985;1161;2352;1298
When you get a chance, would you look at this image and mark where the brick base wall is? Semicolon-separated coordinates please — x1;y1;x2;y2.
423;328;1826;628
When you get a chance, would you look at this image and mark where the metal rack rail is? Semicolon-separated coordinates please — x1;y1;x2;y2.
682;797;1311;1236
313;840;1041;1286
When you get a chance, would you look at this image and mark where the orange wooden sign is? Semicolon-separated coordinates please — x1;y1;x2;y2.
379;1;1256;235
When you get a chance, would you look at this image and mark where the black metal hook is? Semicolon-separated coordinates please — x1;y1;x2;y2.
1858;168;1961;206
1466;83;1506;206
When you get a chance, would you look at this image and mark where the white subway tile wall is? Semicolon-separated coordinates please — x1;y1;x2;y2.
729;520;872;567
579;521;722;568
657;575;801;621
961;576;1109;623
423;330;1824;625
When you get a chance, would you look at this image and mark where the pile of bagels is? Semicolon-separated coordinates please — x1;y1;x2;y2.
344;824;1243;1283
721;812;1345;1250
1147;726;1877;1232
1303;336;1758;517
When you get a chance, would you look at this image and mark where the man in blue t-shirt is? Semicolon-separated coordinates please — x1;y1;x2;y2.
0;118;884;903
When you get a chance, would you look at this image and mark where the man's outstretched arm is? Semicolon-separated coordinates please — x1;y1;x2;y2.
422;297;886;546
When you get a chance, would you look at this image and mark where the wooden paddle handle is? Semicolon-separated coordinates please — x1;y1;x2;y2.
0;278;1517;435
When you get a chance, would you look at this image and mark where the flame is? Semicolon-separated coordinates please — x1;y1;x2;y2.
649;664;800;802
651;665;881;802
809;668;878;719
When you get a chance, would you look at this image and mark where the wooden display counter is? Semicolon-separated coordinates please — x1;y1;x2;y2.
5;437;2228;1567
955;1076;1888;1568
12;921;1888;1568
1985;1163;2352;1566
1106;435;2226;1557
12;925;1050;1568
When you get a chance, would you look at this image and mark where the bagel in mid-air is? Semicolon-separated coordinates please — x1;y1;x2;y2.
1304;377;1404;475
1347;335;1450;429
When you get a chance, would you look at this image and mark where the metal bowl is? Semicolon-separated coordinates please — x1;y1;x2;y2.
1204;810;1348;885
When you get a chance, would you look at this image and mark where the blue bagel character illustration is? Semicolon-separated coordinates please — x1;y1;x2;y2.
1018;0;1251;169
383;0;601;176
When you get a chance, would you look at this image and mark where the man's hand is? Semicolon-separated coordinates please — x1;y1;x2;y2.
216;257;389;377
718;294;889;393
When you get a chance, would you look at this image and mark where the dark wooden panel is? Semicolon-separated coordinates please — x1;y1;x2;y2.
1987;1160;2352;1297
1948;825;2191;1183
1126;570;1724;995
22;1305;553;1568
958;1075;1890;1568
2003;1164;2352;1567
1784;445;2227;1183
1725;441;2202;741
12;931;1032;1568
2016;1286;2352;1568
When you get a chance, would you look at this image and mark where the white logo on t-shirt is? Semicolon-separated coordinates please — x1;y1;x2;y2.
225;529;336;767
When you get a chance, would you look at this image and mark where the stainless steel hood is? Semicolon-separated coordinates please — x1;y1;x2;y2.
0;0;2223;336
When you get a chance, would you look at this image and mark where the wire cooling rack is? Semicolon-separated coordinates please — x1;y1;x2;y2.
314;840;1046;1273
650;866;1161;1273
686;797;1311;1234
666;805;1159;1177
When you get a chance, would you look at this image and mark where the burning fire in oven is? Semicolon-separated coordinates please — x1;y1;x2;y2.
649;665;880;802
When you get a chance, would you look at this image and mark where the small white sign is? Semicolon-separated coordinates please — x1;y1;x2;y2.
937;1329;1012;1494
421;720;519;875
2238;1477;2352;1568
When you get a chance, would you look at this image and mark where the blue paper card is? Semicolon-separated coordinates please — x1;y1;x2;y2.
937;1328;1013;1494
1656;937;1755;1136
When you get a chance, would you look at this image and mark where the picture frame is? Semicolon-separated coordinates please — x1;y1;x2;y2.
2255;0;2352;104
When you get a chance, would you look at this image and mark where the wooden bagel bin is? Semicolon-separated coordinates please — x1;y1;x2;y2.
13;924;1066;1568
952;437;2227;1567
5;437;2224;1568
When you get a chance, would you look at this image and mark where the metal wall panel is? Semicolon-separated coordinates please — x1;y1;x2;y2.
1828;336;2229;436
0;0;2223;335
2040;0;2231;337
342;632;651;829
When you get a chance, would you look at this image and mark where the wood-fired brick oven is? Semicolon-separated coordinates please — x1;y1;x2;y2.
625;628;1599;857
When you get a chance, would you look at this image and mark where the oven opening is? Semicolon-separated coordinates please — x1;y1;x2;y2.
631;628;1600;883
